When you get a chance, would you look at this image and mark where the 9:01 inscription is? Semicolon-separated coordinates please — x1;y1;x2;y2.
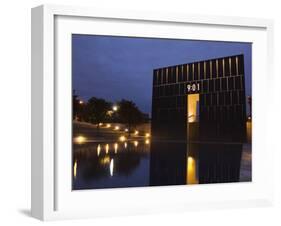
187;82;200;94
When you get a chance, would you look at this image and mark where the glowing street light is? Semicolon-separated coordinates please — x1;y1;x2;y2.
74;135;86;144
119;136;126;142
106;124;111;128
112;105;118;111
114;126;120;130
145;133;150;138
79;100;83;105
134;130;139;135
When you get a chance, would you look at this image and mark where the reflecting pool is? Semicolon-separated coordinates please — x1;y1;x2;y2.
73;137;251;190
73;140;150;189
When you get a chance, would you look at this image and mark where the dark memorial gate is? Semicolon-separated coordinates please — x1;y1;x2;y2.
150;54;246;185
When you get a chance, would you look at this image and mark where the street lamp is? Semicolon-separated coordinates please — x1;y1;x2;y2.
112;105;118;111
119;136;126;142
79;100;83;105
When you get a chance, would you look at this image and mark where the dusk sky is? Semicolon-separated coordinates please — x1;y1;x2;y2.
72;35;252;115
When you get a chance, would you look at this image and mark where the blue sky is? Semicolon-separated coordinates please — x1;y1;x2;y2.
72;35;252;115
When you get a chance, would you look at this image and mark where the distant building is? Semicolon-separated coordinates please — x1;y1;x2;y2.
150;55;247;185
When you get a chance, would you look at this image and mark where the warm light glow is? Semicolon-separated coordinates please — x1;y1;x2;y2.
124;142;127;148
105;144;109;154
246;121;252;143
188;156;193;164
114;143;118;153
124;128;128;132
145;139;150;144
115;126;120;130
106;124;111;128
119;136;126;142
188;94;199;123
110;159;114;176
97;144;101;156
145;133;150;137
98;123;103;126
134;130;139;135
73;160;77;179
79;100;83;104
112;105;118;111
187;156;198;184
100;156;110;165
107;110;113;116
134;141;138;147
74;135;86;144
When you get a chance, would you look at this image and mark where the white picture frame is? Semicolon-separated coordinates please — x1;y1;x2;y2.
31;4;274;221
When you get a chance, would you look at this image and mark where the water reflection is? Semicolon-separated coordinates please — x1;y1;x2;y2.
187;156;198;184
105;144;109;154
73;140;150;189
149;141;243;186
97;144;101;156
110;159;114;176
150;141;187;186
197;143;242;183
114;143;118;154
73;160;77;179
134;141;138;147
73;137;248;189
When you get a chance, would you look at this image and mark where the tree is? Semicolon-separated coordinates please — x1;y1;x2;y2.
86;97;111;129
117;99;145;136
73;90;86;121
73;90;79;120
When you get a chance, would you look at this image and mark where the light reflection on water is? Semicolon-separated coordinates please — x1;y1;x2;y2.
73;137;250;190
73;139;151;190
110;159;114;177
187;156;198;184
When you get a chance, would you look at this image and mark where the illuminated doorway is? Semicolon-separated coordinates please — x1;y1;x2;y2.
187;94;199;184
187;94;199;140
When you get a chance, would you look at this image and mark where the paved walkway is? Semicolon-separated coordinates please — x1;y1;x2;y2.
239;143;252;182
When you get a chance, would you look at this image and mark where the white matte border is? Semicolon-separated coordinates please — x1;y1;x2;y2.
32;4;274;221
55;15;270;212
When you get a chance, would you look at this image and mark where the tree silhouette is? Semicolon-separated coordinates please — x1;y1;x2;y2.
73;90;86;121
117;99;145;136
73;90;79;120
87;97;111;129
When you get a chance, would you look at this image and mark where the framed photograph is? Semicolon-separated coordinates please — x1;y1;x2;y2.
31;4;274;221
